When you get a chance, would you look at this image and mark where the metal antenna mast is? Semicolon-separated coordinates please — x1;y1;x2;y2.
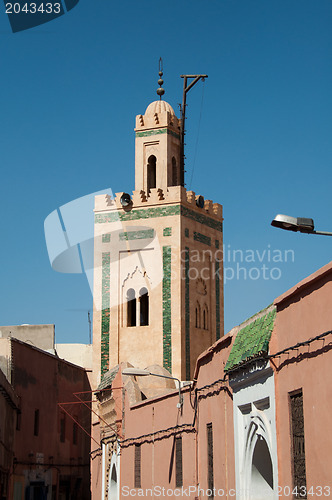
180;74;208;186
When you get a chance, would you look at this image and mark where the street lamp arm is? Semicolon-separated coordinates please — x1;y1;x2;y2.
122;368;183;408
145;372;183;408
311;230;332;237
271;214;332;236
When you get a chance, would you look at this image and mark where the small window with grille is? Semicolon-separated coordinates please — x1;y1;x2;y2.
34;409;39;437
60;413;66;443
207;423;214;497
290;390;307;498
134;444;141;488
175;436;183;487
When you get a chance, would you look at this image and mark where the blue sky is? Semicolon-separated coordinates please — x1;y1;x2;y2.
0;0;331;343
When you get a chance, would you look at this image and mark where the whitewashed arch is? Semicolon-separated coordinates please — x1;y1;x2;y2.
107;445;120;500
242;412;275;500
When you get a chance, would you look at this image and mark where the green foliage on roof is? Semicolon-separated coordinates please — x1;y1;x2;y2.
224;308;276;372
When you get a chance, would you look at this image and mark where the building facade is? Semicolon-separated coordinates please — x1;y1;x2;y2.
272;261;332;499
0;334;92;500
93;98;224;386
92;259;332;499
0;368;19;500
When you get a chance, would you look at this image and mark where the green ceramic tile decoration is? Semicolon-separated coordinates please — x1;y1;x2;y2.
162;246;172;372
163;227;172;237
181;206;222;232
215;259;221;341
95;205;222;232
101;252;110;376
96;206;181;224
102;233;111;243
119;229;154;241
224;308;276;372
194;232;211;246
135;128;180;140
185;247;190;380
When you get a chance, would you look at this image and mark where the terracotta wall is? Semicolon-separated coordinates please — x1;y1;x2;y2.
92;333;235;499
272;263;332;499
11;339;91;500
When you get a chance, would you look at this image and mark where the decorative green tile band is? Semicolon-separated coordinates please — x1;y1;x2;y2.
185;247;190;380
163;227;172;237
194;232;211;246
181;206;222;232
215;259;221;341
119;229;154;241
162;246;172;373
102;233;111;243
96;205;180;223
224;308;276;372
136;128;180;140
101;252;110;376
95;205;222;232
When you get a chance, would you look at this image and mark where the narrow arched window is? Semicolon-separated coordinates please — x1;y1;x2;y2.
127;288;136;327
172;157;177;186
139;287;149;326
195;303;201;328
203;305;208;330
147;155;156;192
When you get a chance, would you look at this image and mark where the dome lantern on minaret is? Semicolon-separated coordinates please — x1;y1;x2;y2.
134;59;181;194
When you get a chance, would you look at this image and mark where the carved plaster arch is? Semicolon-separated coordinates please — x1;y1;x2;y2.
242;413;275;500
122;267;151;327
122;266;151;292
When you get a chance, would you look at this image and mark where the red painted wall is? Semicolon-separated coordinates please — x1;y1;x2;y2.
12;339;91;499
272;262;332;499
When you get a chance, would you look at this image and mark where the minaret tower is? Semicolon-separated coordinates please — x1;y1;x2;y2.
93;69;223;384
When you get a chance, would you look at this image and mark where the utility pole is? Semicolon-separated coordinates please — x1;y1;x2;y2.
180;74;208;186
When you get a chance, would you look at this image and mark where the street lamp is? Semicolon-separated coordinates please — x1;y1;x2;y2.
122;368;183;408
271;214;332;236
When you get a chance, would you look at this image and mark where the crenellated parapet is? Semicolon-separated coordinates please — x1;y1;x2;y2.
94;186;223;222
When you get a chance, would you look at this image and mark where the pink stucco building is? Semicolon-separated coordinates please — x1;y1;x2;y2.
272;261;332;499
0;333;92;500
92;259;332;499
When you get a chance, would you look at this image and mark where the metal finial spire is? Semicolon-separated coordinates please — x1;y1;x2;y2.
157;57;165;100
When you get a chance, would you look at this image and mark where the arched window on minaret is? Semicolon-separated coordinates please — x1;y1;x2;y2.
127;288;136;327
139;287;149;326
147;155;156;192
172;157;177;186
203;305;208;330
195;303;201;328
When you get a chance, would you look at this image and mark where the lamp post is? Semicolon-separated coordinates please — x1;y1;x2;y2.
122;368;183;408
271;214;332;236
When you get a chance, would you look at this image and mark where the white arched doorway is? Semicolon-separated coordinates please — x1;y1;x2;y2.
106;444;120;500
108;463;118;500
242;412;276;500
250;435;274;499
